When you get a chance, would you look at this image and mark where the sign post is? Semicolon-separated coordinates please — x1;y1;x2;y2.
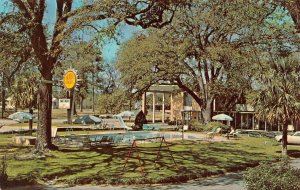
63;69;78;124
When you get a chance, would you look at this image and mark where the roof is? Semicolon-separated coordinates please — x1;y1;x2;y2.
148;85;180;93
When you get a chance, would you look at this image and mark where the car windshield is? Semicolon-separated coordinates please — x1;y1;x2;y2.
293;133;300;136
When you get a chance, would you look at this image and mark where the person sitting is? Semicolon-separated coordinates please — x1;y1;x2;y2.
225;127;237;139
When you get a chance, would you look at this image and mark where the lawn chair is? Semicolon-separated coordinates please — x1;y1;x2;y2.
207;127;221;141
224;129;238;139
91;122;104;130
102;119;119;130
114;115;133;130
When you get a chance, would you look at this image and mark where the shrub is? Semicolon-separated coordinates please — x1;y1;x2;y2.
189;121;230;132
204;122;229;133
189;120;206;132
243;159;300;190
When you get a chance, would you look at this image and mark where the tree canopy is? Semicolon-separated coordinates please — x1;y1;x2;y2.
3;0;300;154
117;0;295;123
0;12;33;116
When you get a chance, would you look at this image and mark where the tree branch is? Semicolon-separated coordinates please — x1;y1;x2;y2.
175;77;203;106
11;0;32;19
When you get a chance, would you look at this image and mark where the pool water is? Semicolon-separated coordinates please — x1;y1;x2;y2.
56;131;205;147
88;131;184;144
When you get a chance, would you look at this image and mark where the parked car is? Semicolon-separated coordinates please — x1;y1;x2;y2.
275;132;300;145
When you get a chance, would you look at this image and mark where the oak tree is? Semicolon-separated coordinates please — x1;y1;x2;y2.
118;0;287;123
11;0;189;152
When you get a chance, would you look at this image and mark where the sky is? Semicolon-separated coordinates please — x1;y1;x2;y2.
0;0;141;64
42;0;142;63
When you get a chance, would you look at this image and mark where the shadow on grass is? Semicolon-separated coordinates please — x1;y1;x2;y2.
0;143;32;158
4;139;280;187
287;150;300;158
274;148;300;158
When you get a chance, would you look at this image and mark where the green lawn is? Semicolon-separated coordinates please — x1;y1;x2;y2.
0;134;298;186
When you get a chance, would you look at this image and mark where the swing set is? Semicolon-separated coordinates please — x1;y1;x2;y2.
123;136;178;176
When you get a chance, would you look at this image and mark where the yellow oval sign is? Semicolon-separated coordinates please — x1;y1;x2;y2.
63;70;77;89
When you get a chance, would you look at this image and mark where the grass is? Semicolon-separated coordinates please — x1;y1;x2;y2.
1;133;296;187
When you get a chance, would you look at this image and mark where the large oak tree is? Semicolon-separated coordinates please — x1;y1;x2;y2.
11;0;189;152
118;0;291;123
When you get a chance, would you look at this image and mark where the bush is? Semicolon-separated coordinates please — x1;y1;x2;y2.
189;120;206;132
189;121;230;133
204;122;229;133
243;159;300;190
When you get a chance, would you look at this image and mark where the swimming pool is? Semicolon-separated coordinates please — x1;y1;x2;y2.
56;131;206;147
87;131;203;145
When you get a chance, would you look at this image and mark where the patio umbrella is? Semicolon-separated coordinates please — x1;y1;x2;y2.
8;112;33;122
212;114;233;121
116;111;136;117
73;115;102;125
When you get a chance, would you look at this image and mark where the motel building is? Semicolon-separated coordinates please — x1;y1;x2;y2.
141;85;297;131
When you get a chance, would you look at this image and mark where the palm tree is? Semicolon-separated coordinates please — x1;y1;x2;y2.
248;55;300;156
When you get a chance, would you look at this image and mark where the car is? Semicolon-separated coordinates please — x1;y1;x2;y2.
275;132;300;145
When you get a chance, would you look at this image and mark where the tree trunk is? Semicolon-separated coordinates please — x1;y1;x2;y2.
14;103;17;112
80;96;83;113
73;100;77;116
1;82;5;119
28;108;33;136
36;69;56;151
281;122;288;157
201;99;213;124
